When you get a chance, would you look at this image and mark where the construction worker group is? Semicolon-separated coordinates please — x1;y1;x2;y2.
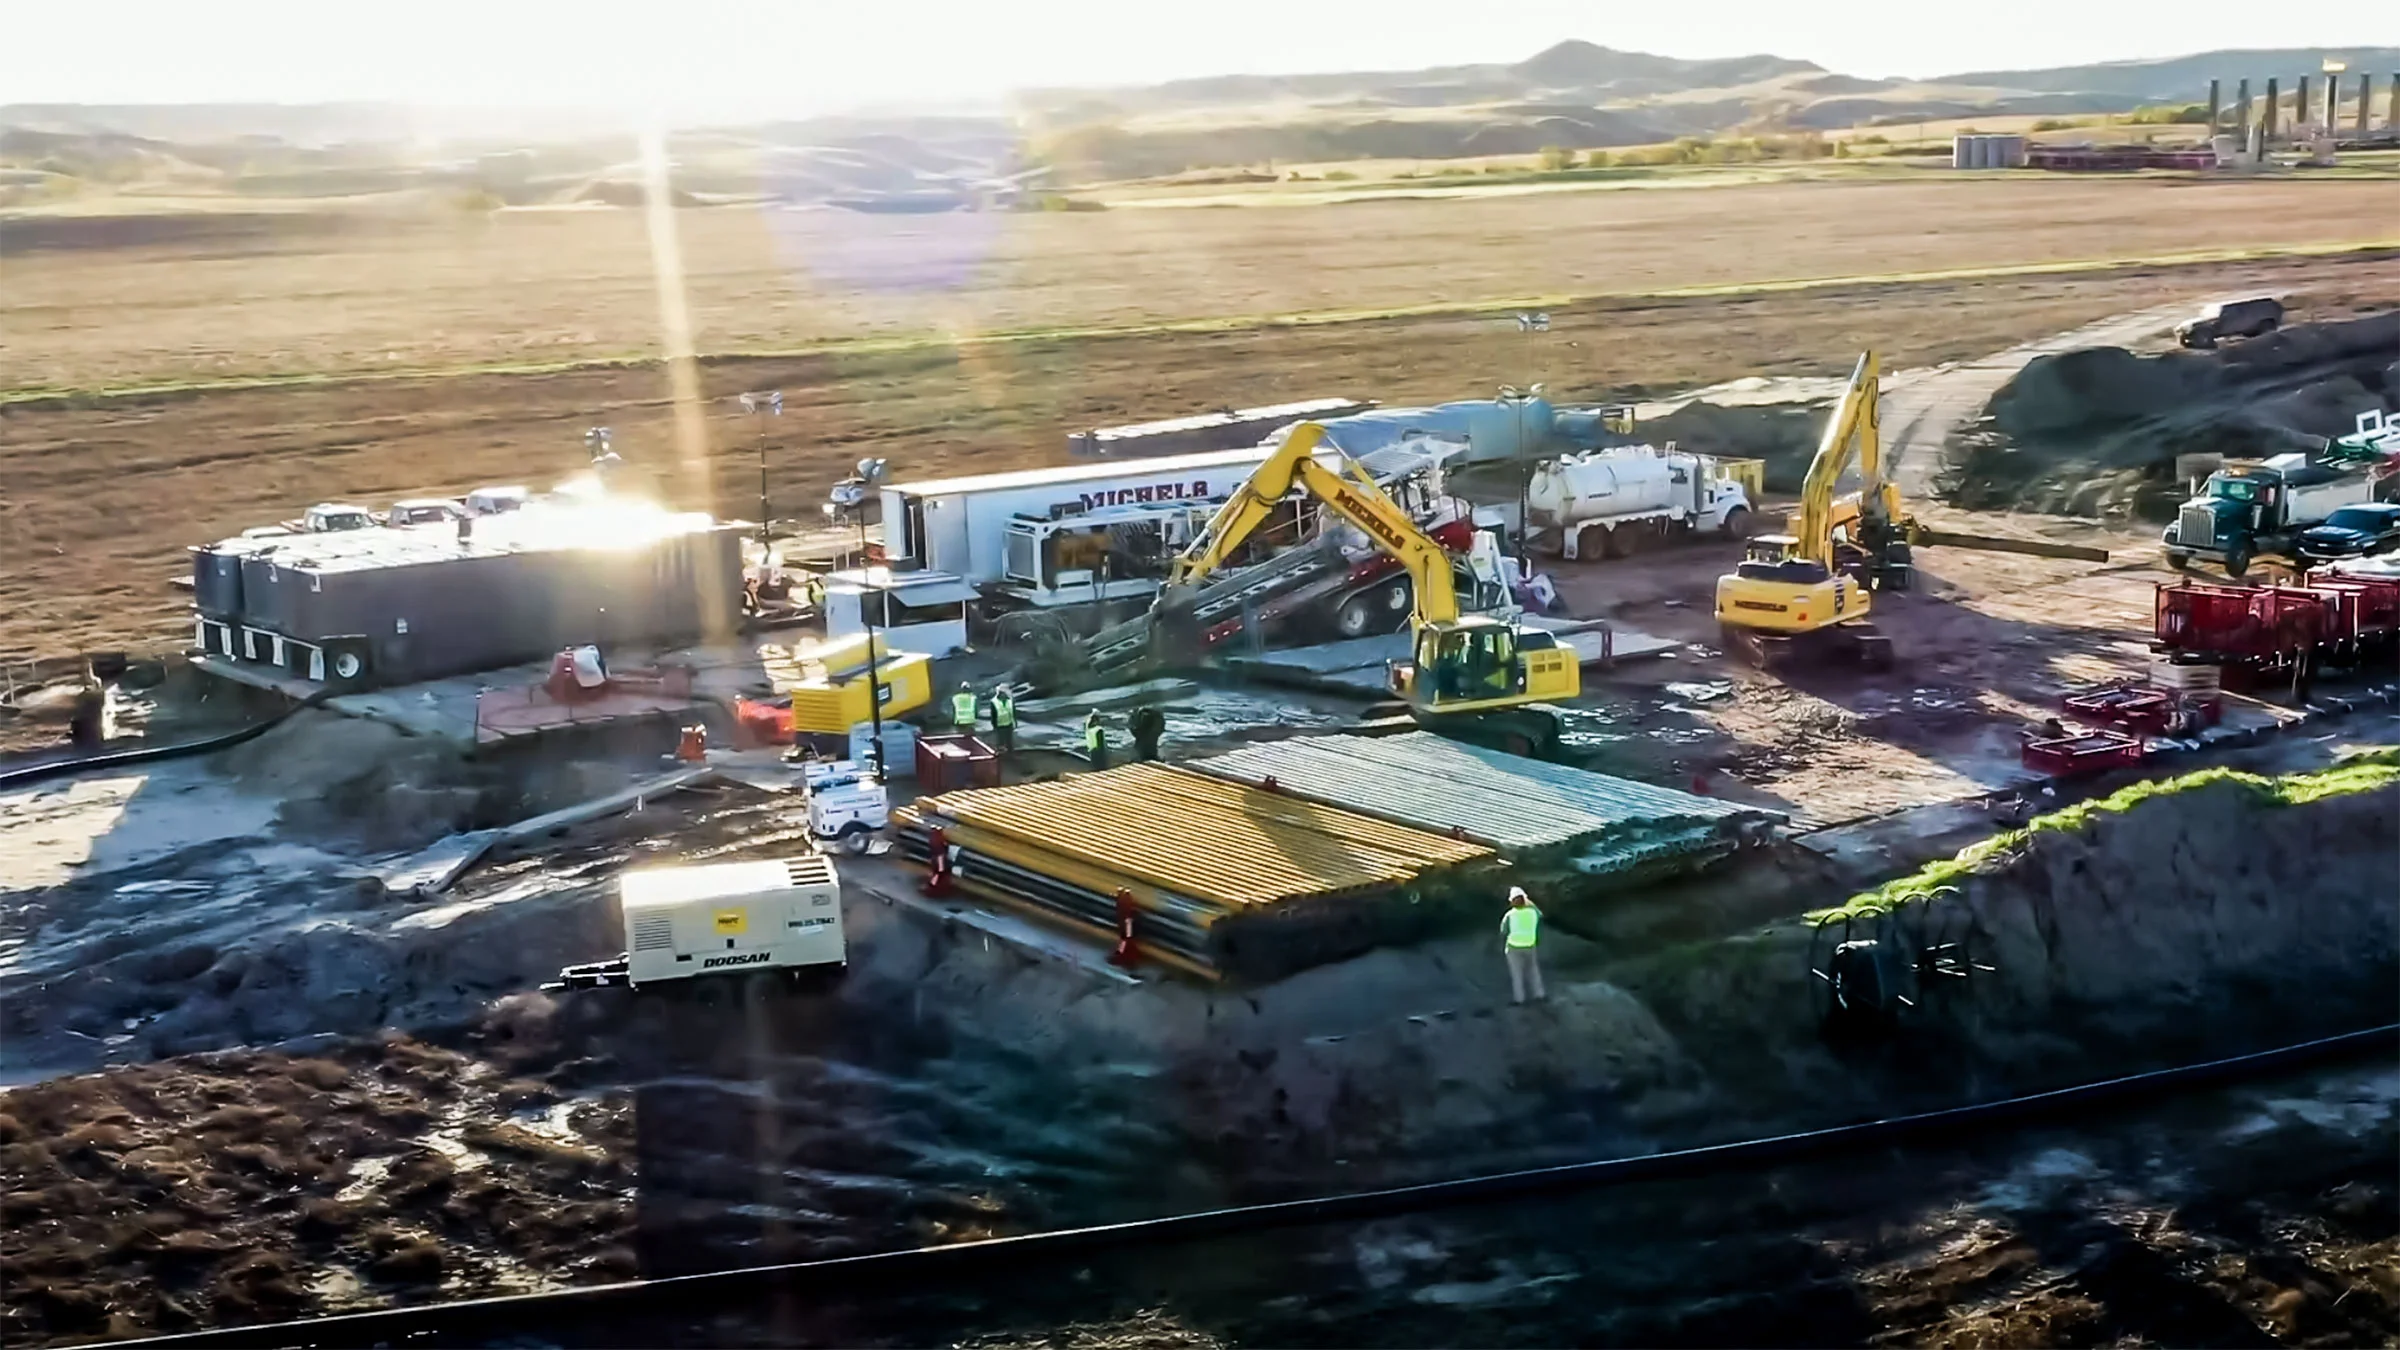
954;681;1018;755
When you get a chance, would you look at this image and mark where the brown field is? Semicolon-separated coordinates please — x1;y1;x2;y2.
5;175;2395;392
6;248;2398;666
3;171;2396;665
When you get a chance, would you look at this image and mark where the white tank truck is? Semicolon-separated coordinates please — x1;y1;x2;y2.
1524;444;1759;561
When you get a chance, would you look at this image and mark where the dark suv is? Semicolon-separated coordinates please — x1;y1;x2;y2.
2176;296;2284;349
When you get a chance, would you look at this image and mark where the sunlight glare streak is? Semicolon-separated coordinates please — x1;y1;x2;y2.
639;118;736;636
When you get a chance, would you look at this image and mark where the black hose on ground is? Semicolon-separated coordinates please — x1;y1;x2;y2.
121;1021;2398;1349
0;687;336;792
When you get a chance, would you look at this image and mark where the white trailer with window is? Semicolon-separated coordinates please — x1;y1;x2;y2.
821;568;977;657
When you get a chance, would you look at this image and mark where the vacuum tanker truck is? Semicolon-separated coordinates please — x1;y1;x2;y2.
1525;445;1759;561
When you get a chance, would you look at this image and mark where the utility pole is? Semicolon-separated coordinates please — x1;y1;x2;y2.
1506;312;1550;572
739;390;783;547
827;457;889;777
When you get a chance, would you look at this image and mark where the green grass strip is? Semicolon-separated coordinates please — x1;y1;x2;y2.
1809;746;2400;927
7;238;2394;409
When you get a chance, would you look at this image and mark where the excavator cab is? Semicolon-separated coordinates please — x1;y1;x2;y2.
1734;535;1831;584
1416;619;1522;703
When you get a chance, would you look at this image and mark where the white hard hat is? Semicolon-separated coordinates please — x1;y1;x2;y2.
1507;886;1529;903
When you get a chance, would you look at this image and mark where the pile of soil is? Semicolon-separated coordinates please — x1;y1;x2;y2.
1636;400;1825;492
1623;770;2400;1116
1956;313;2400;520
0;1035;634;1346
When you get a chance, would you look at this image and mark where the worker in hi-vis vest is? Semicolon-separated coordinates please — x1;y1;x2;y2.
1501;886;1546;1004
989;685;1017;756
951;682;977;731
1083;709;1109;769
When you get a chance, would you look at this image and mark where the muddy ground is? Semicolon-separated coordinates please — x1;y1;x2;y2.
507;1059;2400;1348
2;710;2392;1344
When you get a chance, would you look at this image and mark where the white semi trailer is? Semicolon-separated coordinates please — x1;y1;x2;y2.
880;442;1365;610
1525;445;1757;560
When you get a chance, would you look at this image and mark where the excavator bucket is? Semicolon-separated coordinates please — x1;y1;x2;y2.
1145;585;1211;665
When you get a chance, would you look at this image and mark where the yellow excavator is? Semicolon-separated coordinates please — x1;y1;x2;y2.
1714;350;2109;670
1155;421;1580;755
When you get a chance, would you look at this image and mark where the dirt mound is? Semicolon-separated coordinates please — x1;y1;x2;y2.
1640;400;1825;491
1959;312;2400;520
212;713;481;849
208;712;661;852
1625;761;2400;1116
0;1037;634;1345
1987;345;2217;438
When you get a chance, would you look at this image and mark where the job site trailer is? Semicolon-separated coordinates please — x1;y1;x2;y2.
548;855;846;992
878;443;1369;608
881;445;1286;585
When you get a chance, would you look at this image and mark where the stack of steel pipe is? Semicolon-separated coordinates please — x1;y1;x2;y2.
1190;731;1780;871
894;762;1495;980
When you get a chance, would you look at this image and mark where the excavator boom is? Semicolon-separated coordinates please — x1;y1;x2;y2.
1157;420;1579;752
1792;350;1882;567
1167;421;1459;622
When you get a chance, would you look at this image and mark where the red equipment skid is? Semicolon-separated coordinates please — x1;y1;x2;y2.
2022;727;2146;777
2061;682;2221;736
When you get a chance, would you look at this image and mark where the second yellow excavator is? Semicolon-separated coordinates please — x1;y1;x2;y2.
1155;421;1580;755
1714;350;2109;669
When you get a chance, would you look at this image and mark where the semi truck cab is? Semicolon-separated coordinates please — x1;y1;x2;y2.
2163;455;2375;577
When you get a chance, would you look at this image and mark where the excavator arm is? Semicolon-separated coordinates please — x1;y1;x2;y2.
1791;351;1882;568
1165;421;1461;622
1805;350;2106;568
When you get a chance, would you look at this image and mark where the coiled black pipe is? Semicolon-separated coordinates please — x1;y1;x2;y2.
121;1022;2397;1348
0;688;335;792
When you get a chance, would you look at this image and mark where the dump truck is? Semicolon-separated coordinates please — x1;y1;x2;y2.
1525;444;1758;560
2162;453;2379;577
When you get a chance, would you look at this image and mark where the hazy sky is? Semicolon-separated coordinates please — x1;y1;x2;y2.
9;0;2392;118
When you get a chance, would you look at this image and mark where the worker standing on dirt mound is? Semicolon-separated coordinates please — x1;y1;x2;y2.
951;682;977;732
988;685;1016;757
1502;887;1546;1005
1084;710;1109;769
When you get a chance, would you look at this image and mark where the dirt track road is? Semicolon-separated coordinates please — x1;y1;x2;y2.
1879;297;2238;497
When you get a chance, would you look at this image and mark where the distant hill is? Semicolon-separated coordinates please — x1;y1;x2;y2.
5;44;2388;200
1014;41;2392;178
1936;47;2400;99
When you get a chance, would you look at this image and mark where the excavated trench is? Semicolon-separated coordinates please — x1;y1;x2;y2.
1;750;2394;1344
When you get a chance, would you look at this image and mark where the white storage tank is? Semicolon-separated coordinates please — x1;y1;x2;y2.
1526;448;1681;526
1951;134;2027;169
